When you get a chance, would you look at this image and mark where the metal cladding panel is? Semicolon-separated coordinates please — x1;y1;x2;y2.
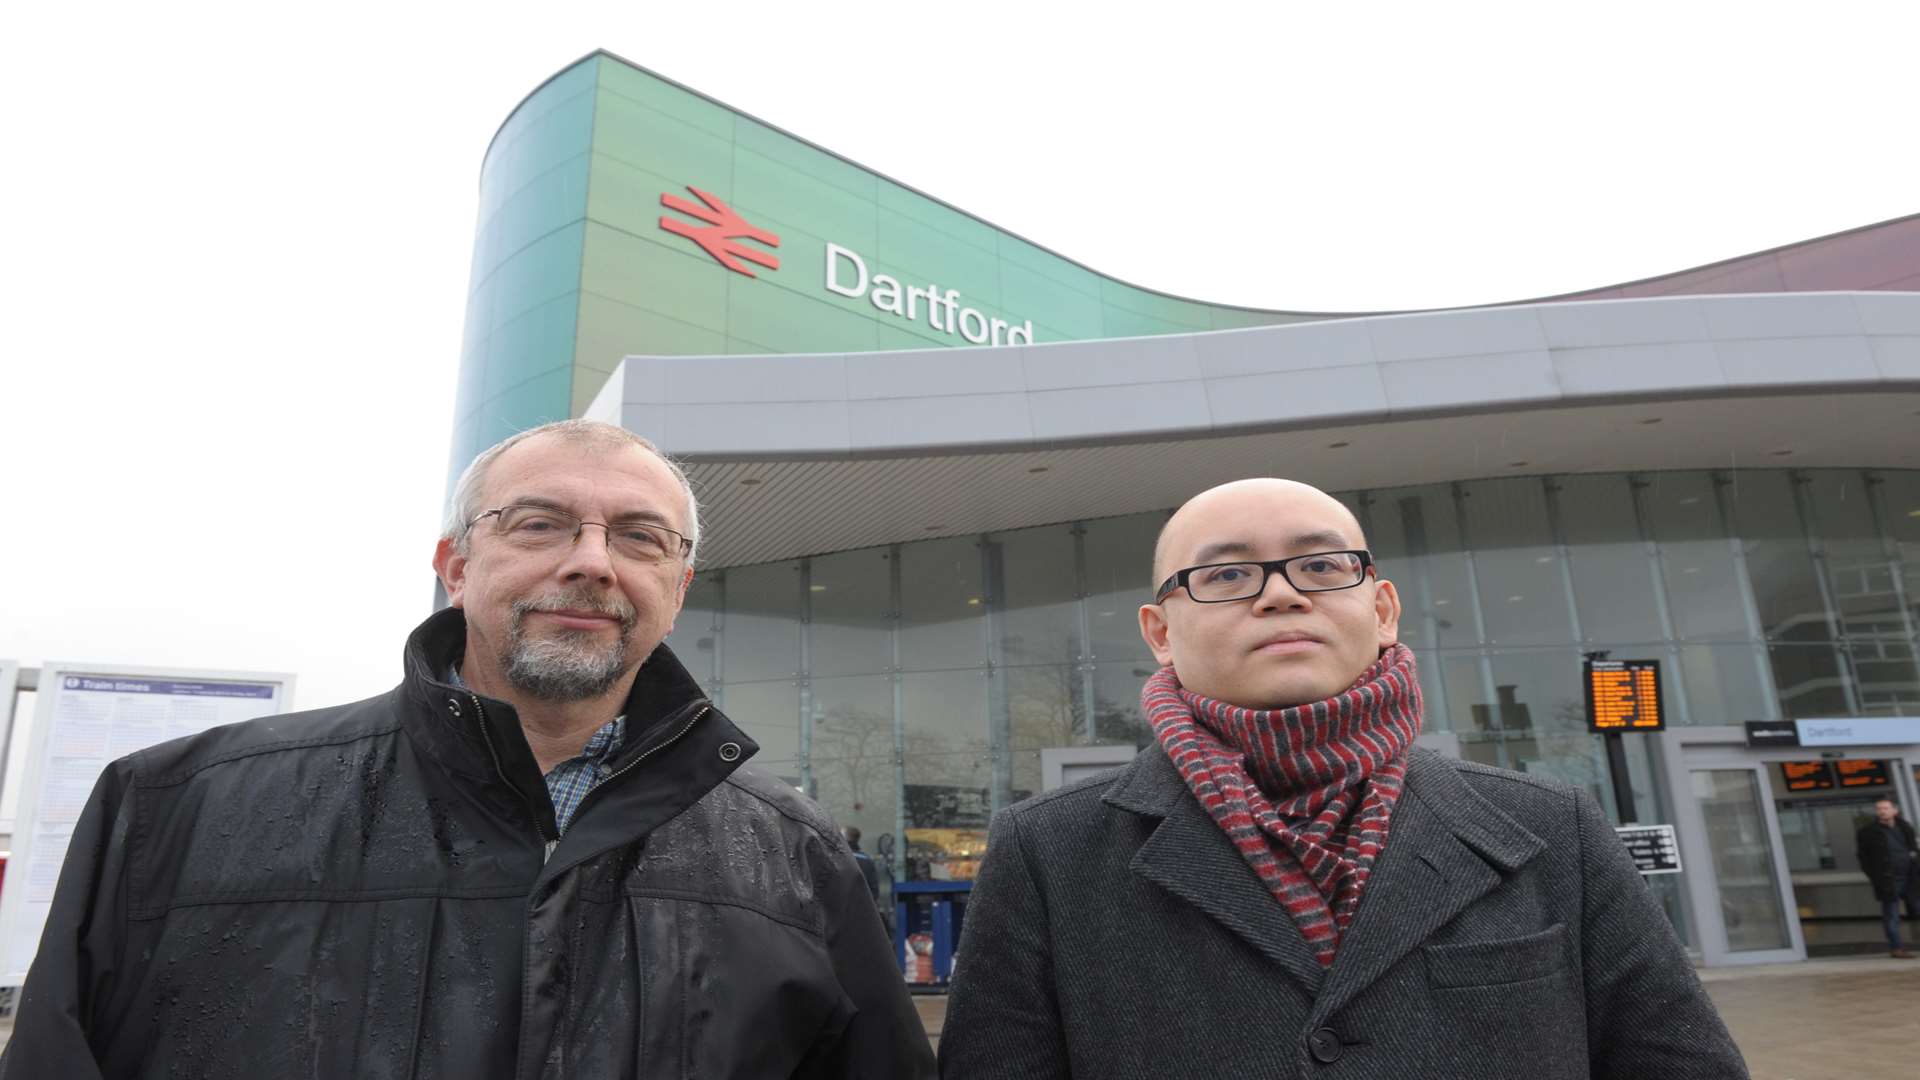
592;292;1920;568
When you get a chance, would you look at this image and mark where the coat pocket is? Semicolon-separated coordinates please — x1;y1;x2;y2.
1423;922;1569;989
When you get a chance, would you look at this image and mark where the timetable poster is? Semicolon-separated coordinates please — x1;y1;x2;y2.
0;664;292;985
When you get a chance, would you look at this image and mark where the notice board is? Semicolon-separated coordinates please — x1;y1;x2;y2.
0;663;293;985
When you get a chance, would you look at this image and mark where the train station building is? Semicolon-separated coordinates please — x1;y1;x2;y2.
455;50;1920;966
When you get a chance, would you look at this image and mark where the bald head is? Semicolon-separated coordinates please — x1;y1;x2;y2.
1140;477;1397;708
1152;479;1367;587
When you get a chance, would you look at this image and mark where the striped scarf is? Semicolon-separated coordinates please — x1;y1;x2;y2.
1144;644;1422;967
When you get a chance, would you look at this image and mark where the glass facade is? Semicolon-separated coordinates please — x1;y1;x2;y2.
665;468;1920;903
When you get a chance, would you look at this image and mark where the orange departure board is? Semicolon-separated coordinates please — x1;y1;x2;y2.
1585;659;1664;733
1780;761;1835;792
1834;759;1890;788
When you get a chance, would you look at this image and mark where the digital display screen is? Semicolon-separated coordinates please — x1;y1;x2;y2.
1586;659;1664;733
1835;759;1890;788
1780;761;1834;792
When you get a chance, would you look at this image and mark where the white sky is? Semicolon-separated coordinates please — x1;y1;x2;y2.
1;0;1915;720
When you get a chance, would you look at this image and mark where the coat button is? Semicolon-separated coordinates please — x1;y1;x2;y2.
718;741;741;762
446;699;462;718
1308;1027;1343;1064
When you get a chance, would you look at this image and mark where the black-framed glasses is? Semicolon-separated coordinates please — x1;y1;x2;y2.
1154;550;1374;604
469;504;692;564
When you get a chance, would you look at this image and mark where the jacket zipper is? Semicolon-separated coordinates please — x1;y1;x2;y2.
471;694;713;865
467;692;562;862
569;703;712;825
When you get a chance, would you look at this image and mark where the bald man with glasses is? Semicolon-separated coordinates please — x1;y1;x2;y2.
940;478;1744;1079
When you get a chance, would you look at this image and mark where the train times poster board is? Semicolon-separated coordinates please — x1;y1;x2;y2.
0;663;294;985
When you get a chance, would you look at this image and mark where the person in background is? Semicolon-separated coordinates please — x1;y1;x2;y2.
938;477;1747;1079
1855;796;1920;959
846;825;884;904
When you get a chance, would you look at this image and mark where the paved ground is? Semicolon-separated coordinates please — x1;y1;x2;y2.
3;958;1913;1073
1699;956;1920;1080
917;956;1920;1075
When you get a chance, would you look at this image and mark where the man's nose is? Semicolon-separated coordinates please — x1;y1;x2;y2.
1253;564;1311;612
556;522;618;581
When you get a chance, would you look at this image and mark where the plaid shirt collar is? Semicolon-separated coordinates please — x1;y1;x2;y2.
542;715;626;834
448;664;626;834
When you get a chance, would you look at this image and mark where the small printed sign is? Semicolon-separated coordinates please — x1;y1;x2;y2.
1615;824;1682;875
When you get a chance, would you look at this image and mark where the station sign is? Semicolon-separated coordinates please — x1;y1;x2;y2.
1792;716;1920;748
1779;761;1835;792
1585;658;1663;733
657;183;1038;346
1614;824;1682;875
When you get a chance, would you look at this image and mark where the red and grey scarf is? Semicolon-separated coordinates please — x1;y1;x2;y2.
1143;644;1423;967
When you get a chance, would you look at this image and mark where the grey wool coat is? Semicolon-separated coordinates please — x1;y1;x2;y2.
938;746;1747;1079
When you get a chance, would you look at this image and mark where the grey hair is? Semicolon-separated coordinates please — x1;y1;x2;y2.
443;419;701;567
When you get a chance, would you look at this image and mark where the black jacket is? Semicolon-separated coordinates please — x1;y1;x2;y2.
939;745;1746;1079
2;609;934;1079
1855;816;1920;902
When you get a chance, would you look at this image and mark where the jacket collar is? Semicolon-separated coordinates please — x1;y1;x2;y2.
1103;744;1545;1006
397;607;757;851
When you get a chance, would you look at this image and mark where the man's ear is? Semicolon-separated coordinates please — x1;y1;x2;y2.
1373;577;1402;647
433;537;468;608
1139;603;1176;667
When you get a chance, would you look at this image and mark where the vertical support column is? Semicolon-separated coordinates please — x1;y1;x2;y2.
1788;470;1863;713
708;570;727;709
1546;478;1616;817
1071;523;1096;744
1451;482;1508;769
797;558;815;798
1541;477;1588;643
888;545;907;885
981;536;1012;814
1395;494;1452;727
1627;474;1693;727
1713;471;1784;721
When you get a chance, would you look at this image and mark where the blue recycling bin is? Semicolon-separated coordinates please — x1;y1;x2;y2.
893;880;972;990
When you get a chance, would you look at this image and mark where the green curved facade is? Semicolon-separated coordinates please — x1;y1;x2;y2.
451;51;1322;487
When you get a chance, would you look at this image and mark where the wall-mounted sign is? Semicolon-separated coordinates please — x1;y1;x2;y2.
1834;759;1891;788
658;186;780;277
1779;761;1835;792
1615;824;1682;875
1745;721;1800;747
1793;717;1920;748
1586;659;1664;733
826;244;1033;346
654;182;1038;346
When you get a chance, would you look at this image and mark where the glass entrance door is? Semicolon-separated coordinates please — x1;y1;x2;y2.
1691;768;1795;954
1771;756;1914;955
1666;746;1805;966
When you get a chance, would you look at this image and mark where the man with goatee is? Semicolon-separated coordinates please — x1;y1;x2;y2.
6;419;933;1079
940;478;1744;1079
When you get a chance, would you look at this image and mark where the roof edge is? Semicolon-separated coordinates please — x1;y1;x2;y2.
480;50;1919;319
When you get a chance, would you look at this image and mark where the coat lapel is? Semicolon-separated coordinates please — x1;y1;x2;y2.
1105;747;1328;995
1312;750;1547;1019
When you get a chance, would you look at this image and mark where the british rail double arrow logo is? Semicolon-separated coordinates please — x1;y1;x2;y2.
658;186;781;277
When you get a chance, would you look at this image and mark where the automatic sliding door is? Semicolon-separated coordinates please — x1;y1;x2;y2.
1691;768;1794;953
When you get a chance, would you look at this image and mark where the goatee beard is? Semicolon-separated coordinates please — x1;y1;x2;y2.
501;593;637;702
